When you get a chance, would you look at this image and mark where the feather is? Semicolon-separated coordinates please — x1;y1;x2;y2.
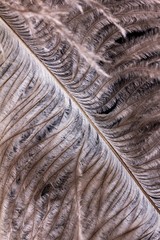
0;0;160;239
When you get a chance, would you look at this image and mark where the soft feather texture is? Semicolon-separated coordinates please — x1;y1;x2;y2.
0;0;160;239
